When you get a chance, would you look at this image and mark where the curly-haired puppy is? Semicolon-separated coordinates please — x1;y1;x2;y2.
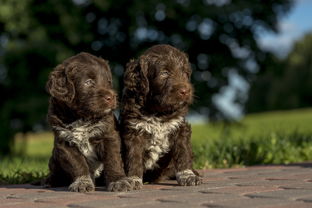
45;52;136;192
120;44;202;188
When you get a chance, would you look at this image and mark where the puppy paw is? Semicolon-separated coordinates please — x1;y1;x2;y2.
107;178;134;192
127;176;143;190
68;175;95;192
176;169;202;186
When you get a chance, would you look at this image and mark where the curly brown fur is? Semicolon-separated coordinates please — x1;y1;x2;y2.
120;44;202;188
45;52;134;192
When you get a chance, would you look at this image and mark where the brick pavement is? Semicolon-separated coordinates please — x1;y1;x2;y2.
1;163;311;208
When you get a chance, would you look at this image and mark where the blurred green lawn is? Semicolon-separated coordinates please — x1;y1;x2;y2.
192;108;312;168
1;108;312;184
192;108;312;146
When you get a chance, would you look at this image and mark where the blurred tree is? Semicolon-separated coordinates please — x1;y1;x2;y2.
247;32;312;112
0;0;293;154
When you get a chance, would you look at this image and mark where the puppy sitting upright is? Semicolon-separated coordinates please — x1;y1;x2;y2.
45;52;134;192
120;44;202;188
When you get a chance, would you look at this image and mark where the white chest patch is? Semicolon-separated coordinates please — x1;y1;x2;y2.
129;116;184;170
55;120;106;178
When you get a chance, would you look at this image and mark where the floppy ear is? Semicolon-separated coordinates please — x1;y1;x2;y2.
102;59;113;87
180;51;192;79
46;64;75;103
185;62;192;80
123;56;149;96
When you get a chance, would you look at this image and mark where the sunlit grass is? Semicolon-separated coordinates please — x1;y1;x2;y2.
193;131;312;169
192;108;312;168
0;132;52;184
0;156;49;184
14;132;53;157
1;108;312;184
192;108;312;146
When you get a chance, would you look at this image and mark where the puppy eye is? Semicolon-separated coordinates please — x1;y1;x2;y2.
84;79;94;86
159;71;169;78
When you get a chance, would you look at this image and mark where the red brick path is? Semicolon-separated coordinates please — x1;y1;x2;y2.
1;163;312;208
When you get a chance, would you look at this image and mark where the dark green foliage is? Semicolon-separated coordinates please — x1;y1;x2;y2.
0;0;293;154
247;32;312;112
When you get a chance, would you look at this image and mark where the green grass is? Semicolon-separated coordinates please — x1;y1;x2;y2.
192;108;312;168
0;132;53;184
0;156;49;184
193;131;312;169
192;108;312;146
1;108;312;184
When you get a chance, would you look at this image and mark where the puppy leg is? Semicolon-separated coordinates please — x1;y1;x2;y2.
53;143;95;192
122;132;145;190
99;134;138;192
173;124;202;186
43;156;71;187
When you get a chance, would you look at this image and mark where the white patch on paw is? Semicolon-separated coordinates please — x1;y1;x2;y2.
107;178;133;192
176;169;201;186
129;116;184;170
128;176;143;184
68;175;94;192
176;169;195;180
128;176;143;190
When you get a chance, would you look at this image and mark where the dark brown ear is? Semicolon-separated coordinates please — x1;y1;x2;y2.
102;59;113;87
46;64;75;103
123;56;149;96
185;62;192;80
180;51;192;79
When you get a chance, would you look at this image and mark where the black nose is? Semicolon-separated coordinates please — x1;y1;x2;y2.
104;95;112;103
179;88;189;96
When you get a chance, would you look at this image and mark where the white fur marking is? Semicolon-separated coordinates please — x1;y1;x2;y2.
176;169;197;186
176;169;195;179
129;116;184;170
93;163;104;178
129;176;143;184
55;120;106;178
68;175;94;192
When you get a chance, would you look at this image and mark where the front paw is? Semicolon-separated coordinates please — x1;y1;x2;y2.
107;177;136;192
176;169;202;186
68;175;95;192
127;176;143;190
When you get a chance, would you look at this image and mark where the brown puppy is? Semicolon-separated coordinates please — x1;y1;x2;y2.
45;52;136;192
120;44;202;188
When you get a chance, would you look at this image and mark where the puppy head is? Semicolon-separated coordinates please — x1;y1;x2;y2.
124;44;193;114
46;52;117;118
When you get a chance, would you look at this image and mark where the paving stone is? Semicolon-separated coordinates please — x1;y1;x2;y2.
208;185;283;195
278;183;312;190
68;197;155;208
244;189;312;201
202;197;298;208
119;200;196;208
158;192;239;205
234;177;306;187
296;195;312;203
264;202;312;208
0;163;311;208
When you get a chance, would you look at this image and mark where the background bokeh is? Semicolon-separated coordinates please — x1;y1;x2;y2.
0;0;311;157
